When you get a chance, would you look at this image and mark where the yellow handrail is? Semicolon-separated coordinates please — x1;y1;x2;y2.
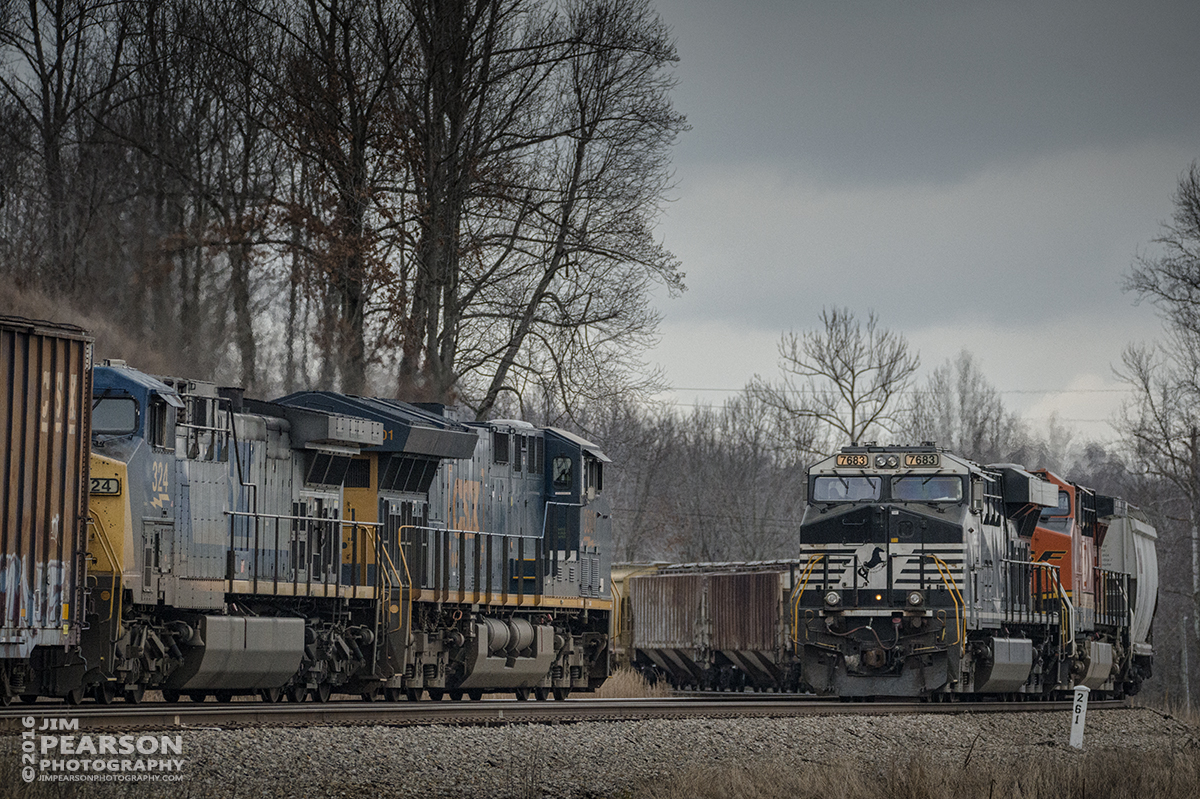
362;524;410;635
925;554;966;655
790;553;826;648
86;511;123;635
1041;563;1074;649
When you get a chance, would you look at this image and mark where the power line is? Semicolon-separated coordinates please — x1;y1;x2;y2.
661;386;1130;396
650;398;1116;423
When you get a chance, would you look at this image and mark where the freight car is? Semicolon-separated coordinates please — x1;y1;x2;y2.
0;317;92;704
616;561;804;691
0;315;613;704
617;444;1157;700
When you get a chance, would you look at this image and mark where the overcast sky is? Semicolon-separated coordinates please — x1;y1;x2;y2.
643;0;1200;445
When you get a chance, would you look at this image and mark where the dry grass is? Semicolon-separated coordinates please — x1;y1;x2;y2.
1146;697;1200;728
627;747;1200;799
594;667;672;699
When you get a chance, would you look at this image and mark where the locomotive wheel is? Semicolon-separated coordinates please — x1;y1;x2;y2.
286;684;307;703
449;690;464;702
188;692;208;703
552;687;570;701
162;688;181;703
360;687;379;702
468;689;484;702
427;689;444;702
313;683;332;703
125;686;145;704
95;683;117;704
385;687;403;702
260;687;282;703
20;695;37;704
514;687;530;701
534;687;548;701
65;687;84;705
0;693;10;707
214;690;234;703
405;688;422;702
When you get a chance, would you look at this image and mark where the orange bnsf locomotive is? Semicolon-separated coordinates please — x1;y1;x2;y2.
0;315;612;704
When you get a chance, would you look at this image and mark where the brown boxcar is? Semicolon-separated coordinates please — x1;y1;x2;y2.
627;563;800;690
0;315;92;660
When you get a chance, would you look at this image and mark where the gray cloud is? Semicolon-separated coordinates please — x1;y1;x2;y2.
658;1;1200;184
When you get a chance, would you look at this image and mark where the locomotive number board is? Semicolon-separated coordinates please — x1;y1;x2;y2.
903;453;940;467
834;452;941;468
89;477;121;495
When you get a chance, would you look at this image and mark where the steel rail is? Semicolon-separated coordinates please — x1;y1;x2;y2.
0;696;1133;734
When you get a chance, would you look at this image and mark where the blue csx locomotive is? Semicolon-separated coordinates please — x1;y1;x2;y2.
0;316;612;704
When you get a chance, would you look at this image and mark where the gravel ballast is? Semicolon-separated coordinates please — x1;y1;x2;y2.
4;706;1196;798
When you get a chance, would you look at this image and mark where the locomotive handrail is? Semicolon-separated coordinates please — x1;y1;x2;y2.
790;554;826;648
368;524;410;635
1001;559;1074;650
86;511;124;638
924;554;966;655
224;510;384;525
224;510;383;596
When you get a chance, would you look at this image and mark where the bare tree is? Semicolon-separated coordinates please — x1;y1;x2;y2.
580;400;680;561
1115;340;1200;640
902;350;1025;462
0;0;131;290
391;0;685;414
749;307;919;453
664;393;808;562
1119;163;1200;704
1126;161;1200;335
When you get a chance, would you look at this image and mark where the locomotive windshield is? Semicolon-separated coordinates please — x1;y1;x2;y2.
892;475;963;502
811;473;965;504
1039;490;1070;518
812;475;881;502
1037;489;1072;531
92;396;138;435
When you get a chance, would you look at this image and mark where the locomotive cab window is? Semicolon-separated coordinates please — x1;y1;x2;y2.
891;475;964;503
552;456;574;492
812;475;880;502
1038;490;1072;532
585;458;603;495
92;396;138;435
147;396;176;449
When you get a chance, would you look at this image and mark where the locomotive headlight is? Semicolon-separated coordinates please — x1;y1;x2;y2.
907;590;924;607
824;590;841;607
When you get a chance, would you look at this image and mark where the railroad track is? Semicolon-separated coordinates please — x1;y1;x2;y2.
0;696;1131;733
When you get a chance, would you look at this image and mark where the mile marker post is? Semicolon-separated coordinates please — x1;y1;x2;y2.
1069;685;1090;749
